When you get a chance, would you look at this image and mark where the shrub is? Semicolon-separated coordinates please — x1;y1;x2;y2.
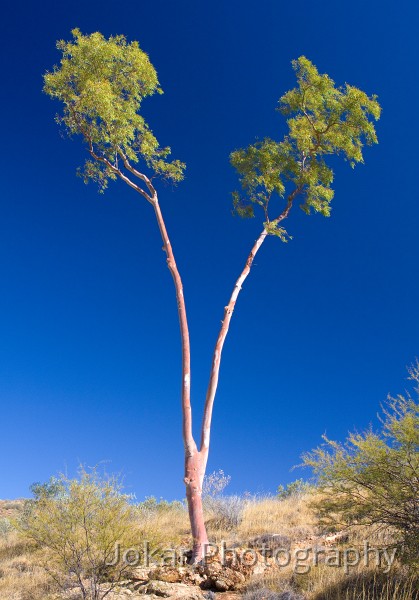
277;479;313;500
0;500;23;511
17;467;147;600
137;496;185;514
202;470;247;531
303;361;419;566
202;469;231;498
204;495;247;530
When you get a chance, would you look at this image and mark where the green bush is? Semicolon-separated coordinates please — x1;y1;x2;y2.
303;361;419;566
137;496;185;514
277;479;313;500
18;467;146;600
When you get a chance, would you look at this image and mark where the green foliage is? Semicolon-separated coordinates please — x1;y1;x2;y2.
136;495;185;513
44;29;185;192
277;478;313;500
29;476;65;501
18;467;146;600
303;362;419;566
231;57;380;237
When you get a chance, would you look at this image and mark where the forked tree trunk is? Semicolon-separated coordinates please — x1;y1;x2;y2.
152;188;299;563
105;152;299;563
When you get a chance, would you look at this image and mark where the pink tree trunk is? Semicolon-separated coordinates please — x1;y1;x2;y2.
95;149;300;563
153;186;299;562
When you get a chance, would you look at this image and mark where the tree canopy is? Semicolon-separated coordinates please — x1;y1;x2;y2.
231;57;381;239
44;29;185;193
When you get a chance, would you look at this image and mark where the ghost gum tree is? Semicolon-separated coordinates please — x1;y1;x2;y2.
44;29;381;562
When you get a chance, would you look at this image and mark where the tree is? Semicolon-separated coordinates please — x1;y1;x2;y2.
44;30;380;562
303;362;419;565
18;468;147;600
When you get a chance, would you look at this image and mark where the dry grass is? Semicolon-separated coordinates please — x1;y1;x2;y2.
294;565;419;600
0;500;24;517
246;567;419;600
238;495;317;542
202;493;319;545
0;496;191;600
136;503;191;546
1;493;418;600
202;493;419;600
0;531;56;600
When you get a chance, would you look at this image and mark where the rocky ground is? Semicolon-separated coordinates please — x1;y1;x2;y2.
72;531;351;600
1;498;417;600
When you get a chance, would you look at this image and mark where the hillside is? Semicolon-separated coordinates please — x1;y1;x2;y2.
0;492;417;600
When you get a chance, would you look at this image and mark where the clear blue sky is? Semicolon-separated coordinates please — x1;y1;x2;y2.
0;1;418;500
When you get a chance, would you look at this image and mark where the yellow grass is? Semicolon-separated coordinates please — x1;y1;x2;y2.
137;504;191;546
1;494;417;600
0;532;55;600
238;495;317;541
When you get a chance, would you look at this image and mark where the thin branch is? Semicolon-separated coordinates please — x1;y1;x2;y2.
82;121;195;455
88;145;152;203
152;199;195;455
199;186;302;460
117;149;157;199
67;103;153;203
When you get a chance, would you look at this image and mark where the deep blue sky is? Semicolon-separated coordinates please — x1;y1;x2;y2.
0;1;418;500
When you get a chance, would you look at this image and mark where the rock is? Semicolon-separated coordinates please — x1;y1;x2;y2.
214;579;229;592
148;566;204;586
251;561;267;576
105;589;133;599
143;580;205;600
149;567;183;583
130;567;153;581
116;580;135;588
197;562;246;592
323;532;349;545
248;534;291;557
133;581;149;592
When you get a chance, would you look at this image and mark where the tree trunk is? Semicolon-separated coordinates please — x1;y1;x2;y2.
184;450;208;562
151;197;209;563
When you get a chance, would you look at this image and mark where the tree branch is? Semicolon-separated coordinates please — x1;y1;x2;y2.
83;123;195;455
67;103;154;203
199;186;302;461
117;149;157;199
88;145;153;203
151;199;196;455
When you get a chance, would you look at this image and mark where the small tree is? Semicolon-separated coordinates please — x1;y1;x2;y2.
303;362;419;565
44;30;380;561
19;468;144;600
